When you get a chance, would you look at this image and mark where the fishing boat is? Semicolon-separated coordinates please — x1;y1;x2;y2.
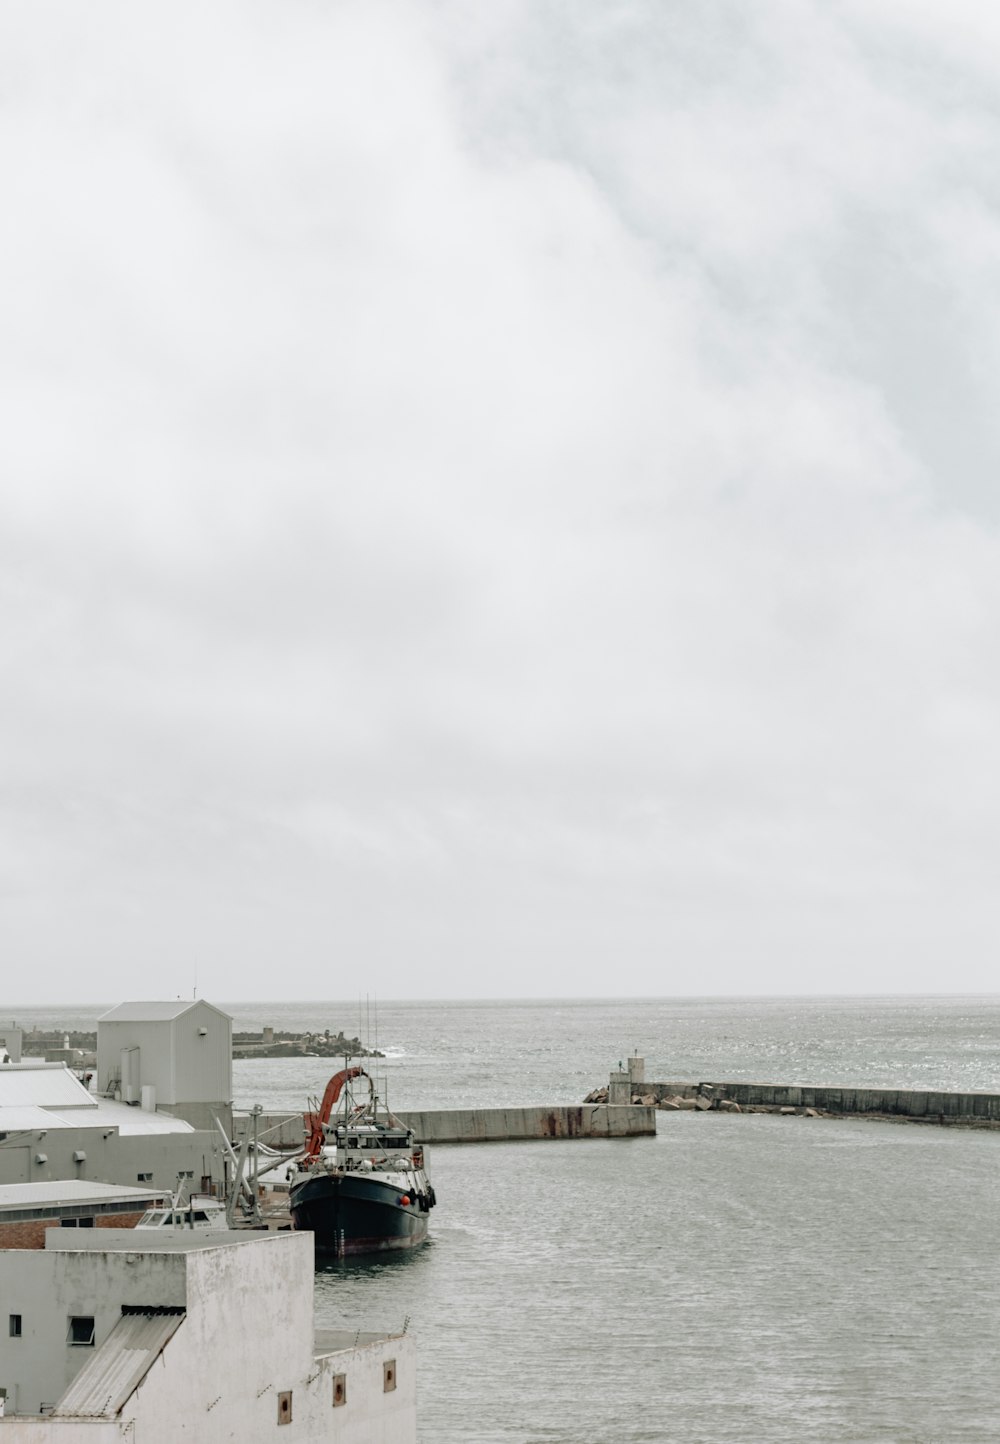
287;1067;435;1257
136;1193;227;1231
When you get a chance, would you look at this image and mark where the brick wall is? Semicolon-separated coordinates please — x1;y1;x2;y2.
0;1211;147;1249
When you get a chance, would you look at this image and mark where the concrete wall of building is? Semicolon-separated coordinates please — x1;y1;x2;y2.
116;1232;313;1439
96;1004;231;1111
96;1025;169;1102
0;1124;225;1195
0;1246;185;1415
315;1335;417;1444
123;1306;416;1443
0;1420;119;1438
0;1028;23;1064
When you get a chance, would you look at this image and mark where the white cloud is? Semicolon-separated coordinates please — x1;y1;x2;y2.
2;1;1000;1000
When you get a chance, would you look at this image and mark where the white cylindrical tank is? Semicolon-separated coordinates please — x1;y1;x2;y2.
141;1083;157;1112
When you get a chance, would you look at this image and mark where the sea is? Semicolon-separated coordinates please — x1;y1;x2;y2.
10;995;1000;1443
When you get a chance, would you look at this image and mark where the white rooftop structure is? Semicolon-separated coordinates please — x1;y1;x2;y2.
0;1059;222;1196
0;1063;194;1136
0;1181;165;1211
99;1000;230;1024
0;1063;95;1110
97;999;232;1130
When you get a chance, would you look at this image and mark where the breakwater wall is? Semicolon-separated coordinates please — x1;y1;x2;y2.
646;1081;1000;1124
240;1104;655;1149
395;1104;655;1143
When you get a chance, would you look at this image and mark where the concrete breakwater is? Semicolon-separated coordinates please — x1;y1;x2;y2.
591;1062;1000;1126
394;1104;656;1143
239;1104;656;1149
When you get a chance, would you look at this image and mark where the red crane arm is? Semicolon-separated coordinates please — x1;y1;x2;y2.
303;1067;368;1161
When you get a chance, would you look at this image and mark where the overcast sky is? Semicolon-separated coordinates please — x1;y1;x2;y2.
3;1;1000;1004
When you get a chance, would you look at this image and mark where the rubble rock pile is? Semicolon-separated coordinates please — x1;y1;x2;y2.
582;1083;827;1117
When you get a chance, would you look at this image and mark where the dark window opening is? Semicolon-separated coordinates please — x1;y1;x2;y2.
68;1316;95;1347
333;1373;347;1407
277;1390;292;1425
384;1359;396;1393
137;1173;153;1184
9;1314;22;1338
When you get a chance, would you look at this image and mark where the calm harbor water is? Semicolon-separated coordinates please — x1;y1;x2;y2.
11;995;1000;1442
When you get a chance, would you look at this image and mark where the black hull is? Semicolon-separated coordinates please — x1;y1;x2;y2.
290;1172;430;1256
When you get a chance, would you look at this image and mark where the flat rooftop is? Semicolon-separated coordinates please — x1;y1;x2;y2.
0;1180;166;1211
44;1227;303;1254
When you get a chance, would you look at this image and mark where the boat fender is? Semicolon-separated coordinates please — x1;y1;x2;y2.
427;1185;436;1208
399;1195;411;1207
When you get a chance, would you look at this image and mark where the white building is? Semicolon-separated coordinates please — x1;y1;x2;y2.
96;1000;233;1132
0;1062;225;1195
0;1228;415;1442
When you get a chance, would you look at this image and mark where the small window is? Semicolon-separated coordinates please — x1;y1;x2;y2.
137;1173;153;1184
68;1317;95;1347
277;1390;292;1425
332;1373;347;1407
9;1314;22;1338
383;1359;396;1393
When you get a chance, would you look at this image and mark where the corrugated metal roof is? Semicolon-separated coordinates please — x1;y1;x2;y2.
53;1310;185;1418
0;1065;96;1109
